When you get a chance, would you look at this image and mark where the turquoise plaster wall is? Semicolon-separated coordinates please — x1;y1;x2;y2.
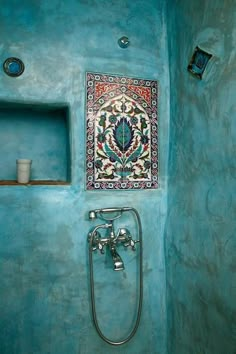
0;1;169;354
166;1;236;353
0;104;70;181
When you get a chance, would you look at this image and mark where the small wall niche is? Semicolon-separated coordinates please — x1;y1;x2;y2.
0;101;71;185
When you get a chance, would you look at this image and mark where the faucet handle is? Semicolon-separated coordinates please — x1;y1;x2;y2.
124;238;139;251
88;231;104;252
98;242;105;254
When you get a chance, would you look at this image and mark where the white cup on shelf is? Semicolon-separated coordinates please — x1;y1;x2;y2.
16;159;32;183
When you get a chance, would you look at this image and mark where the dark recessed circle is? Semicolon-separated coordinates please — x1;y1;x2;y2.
118;36;130;48
3;57;25;77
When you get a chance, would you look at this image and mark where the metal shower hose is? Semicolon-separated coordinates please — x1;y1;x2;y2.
88;207;143;345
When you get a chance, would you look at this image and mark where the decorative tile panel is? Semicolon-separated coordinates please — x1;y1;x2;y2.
86;72;158;190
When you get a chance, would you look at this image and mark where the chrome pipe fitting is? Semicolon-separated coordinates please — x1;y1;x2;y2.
110;248;125;271
87;206;143;345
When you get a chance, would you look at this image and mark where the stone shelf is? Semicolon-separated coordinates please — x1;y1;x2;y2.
0;180;70;186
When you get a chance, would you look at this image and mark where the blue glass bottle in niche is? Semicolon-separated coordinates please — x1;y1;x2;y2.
188;47;212;79
3;57;25;77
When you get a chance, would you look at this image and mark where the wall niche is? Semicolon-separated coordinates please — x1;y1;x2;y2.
0;101;71;185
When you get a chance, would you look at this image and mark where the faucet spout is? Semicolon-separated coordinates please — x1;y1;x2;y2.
110;248;125;271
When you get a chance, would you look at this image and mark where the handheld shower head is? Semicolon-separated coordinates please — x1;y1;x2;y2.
89;210;97;220
89;207;130;222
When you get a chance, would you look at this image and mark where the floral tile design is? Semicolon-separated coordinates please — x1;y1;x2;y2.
86;72;158;190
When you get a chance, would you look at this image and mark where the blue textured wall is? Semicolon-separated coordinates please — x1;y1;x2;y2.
166;1;236;353
0;1;169;353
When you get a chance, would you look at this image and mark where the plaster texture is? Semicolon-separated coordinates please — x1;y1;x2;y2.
1;1;235;353
0;104;70;181
0;1;169;354
166;1;236;353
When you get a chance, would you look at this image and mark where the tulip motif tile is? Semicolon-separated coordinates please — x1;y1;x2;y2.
86;72;158;190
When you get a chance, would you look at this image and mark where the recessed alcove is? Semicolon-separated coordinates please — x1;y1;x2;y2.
0;101;71;185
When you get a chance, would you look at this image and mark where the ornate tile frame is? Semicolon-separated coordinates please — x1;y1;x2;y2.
86;72;158;190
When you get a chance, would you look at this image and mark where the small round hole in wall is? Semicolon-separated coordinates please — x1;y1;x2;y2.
118;36;130;48
3;57;25;77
